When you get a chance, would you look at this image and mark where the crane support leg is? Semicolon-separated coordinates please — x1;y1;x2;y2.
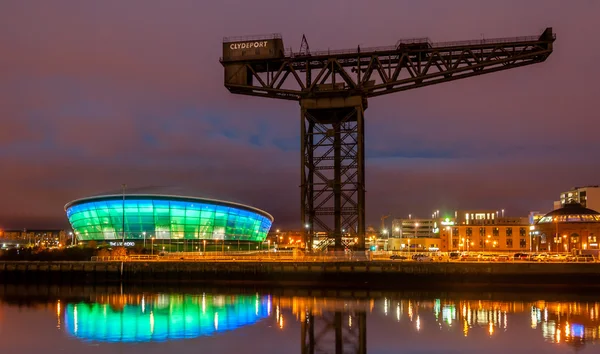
301;96;366;252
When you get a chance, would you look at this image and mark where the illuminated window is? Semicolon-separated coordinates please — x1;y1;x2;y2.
466;228;472;236
519;227;526;237
506;227;513;237
506;239;513;248
492;228;499;237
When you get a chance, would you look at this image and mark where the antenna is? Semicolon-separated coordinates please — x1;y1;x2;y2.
299;34;310;55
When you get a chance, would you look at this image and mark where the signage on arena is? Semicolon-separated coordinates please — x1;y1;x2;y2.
109;241;135;247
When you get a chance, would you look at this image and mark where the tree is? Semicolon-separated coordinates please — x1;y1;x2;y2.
111;247;127;258
96;248;111;257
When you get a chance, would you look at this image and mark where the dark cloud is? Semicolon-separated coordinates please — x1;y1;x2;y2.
0;0;598;230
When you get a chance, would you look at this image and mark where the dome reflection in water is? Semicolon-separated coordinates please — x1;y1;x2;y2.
64;293;269;342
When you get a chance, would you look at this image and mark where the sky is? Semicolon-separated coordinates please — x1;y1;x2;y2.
1;0;599;231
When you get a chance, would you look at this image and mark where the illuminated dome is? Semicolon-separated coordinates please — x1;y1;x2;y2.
536;202;600;224
64;194;273;242
64;294;270;342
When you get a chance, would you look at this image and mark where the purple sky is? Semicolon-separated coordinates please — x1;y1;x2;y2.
1;0;598;230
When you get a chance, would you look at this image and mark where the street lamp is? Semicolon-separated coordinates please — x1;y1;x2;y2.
529;225;535;253
554;217;559;253
203;240;206;254
446;227;451;252
383;229;388;251
414;223;419;254
143;231;146;248
151;237;154;256
121;183;126;246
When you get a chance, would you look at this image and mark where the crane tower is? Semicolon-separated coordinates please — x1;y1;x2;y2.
220;28;555;252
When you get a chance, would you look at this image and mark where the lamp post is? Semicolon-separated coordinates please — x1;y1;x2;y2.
446;227;451;252
414;222;419;254
151;237;154;256
304;223;310;252
529;225;535;253
383;229;388;251
143;231;146;248
203;240;206;254
121;184;126;246
554;217;559;253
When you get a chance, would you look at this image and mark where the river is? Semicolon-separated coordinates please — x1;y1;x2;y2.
0;284;597;353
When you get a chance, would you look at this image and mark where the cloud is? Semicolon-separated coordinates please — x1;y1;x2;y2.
0;0;598;230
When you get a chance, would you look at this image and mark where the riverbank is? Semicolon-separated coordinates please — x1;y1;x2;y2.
2;261;600;290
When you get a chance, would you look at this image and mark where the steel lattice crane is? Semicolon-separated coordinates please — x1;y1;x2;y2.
220;28;555;252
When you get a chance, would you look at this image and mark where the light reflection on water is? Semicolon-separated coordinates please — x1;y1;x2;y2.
64;293;270;342
0;286;599;354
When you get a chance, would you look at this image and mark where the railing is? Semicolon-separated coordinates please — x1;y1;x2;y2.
223;33;282;43
90;250;595;263
287;32;555;58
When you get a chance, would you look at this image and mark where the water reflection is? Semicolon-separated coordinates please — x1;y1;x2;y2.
63;293;270;342
1;286;599;353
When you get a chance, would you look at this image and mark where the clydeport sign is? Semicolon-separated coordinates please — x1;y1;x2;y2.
229;41;268;50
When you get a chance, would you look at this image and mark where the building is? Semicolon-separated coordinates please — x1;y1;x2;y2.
64;194;273;246
455;209;506;225
534;202;600;252
439;221;531;253
391;218;436;238
388;218;441;251
555;186;600;212
0;229;68;248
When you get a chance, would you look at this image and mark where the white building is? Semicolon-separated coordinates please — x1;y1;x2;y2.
555;186;600;212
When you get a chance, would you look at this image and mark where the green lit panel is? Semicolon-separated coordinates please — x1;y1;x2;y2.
65;196;273;242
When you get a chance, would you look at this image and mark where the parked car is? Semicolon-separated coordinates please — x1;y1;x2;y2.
414;254;433;262
548;254;568;262
460;253;481;262
390;254;408;260
567;254;595;262
532;253;550;262
449;252;461;260
513;253;530;260
493;254;510;262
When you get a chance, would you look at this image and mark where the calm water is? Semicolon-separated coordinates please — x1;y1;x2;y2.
0;285;598;354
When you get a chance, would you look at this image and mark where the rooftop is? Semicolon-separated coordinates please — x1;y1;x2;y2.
536;202;600;224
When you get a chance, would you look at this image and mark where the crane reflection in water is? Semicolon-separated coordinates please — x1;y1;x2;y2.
64;293;270;342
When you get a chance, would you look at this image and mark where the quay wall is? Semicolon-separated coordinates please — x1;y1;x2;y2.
1;261;599;289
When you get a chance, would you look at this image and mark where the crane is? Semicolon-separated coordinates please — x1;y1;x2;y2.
380;214;390;235
221;28;555;252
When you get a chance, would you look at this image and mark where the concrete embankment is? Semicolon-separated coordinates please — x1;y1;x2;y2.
1;261;600;290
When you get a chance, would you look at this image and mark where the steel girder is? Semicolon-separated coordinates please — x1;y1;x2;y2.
301;310;367;354
222;28;554;101
301;97;365;251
